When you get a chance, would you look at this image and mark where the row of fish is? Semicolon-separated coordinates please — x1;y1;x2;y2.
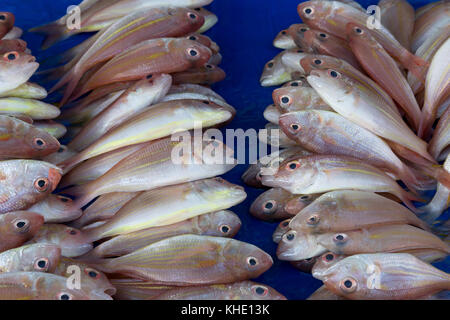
0;1;286;300
243;0;450;299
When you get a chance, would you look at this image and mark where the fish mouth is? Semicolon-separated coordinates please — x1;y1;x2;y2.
309;69;322;77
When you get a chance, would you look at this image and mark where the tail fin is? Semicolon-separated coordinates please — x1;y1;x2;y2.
49;69;83;107
61;182;97;209
415;163;450;190
29;22;78;50
396;187;425;214
398;164;426;196
404;52;429;85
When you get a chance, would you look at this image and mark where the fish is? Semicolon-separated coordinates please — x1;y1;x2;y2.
272;219;291;243
58;99;233;173
70;38;212;101
153;281;286;300
2;26;22;40
33;121;66;139
242;147;312;188
378;0;415;50
346;23;422;131
185;33;220;54
0;12;14;39
289;190;428;234
284;194;320;215
81;178;246;242
0;115;60;159
0;82;47;100
277;229;327;261
273;25;300;49
195;7;218;33
263;104;281;124
320;253;450;299
261;155;421;213
306;68;435;163
27;194;82;223
419;38;450;139
50;8;204;105
69;192;140;229
30;0;214;49
91;234;273;285
272;85;331;114
42;145;77;165
290;257;318;273
84;210;241;258
311;251;347;280
307;285;346;300
60;143;147;188
279;110;422;192
0;52;39;95
0;98;60;120
65;136;237;208
260;50;307;86
54;257;116;297
411;1;450;53
172;63;226;85
0;272;94;300
0;39;27;54
0;211;44;253
297;1;428;80
27;224;93;258
288;24;314;50
429;106;450;161
316;224;450;255
162;83;231;108
68;74;172;151
111;279;173;300
0;160;61;213
0;244;60;273
250;188;298;221
302;29;361;70
259;123;297;148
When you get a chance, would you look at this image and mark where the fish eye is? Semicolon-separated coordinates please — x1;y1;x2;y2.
188;12;198;20
66;228;79;236
194;8;201;11
262;200;277;214
290;81;299;87
280;95;291;106
281;30;287;35
286;161;300;171
187;48;199;58
146;74;153;79
307;214;320;225
323;252;336;262
57;147;65;153
34;178;50;192
34;258;49;271
333;233;348;243
290;123;301;132
202;100;210;105
219;224;231;234
328;70;340;78
340;277;357;293
247;257;258;267
13;219;30;232
284;231;296;241
354;27;363;34
58;196;71;203
299;195;310;201
0;15;5;21
267;61;274;68
57;292;73;300
319;33;327;38
3;51;19;61
205;64;214;69
252;285;269;296
84;268;100;279
188;35;197;41
297;49;303;53
314;59;322;65
303;7;314;15
33;138;46;149
300;28;308;32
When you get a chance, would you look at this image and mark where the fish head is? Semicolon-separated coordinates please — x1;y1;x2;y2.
224;241;273;279
282;78;310;88
193;7;218;33
173;7;205;32
272;86;297;111
0;12;15;29
185;33;219;53
297;1;331;23
279;111;318;140
300;54;342;74
0;39;28;53
204;177;247;204
18;243;61;273
291;257;318;273
280;50;308;72
25;161;62;196
1;211;44;239
345;22;378;47
45;194;83;222
277;229;325;260
201;210;242;238
284;194;317;215
243;282;287;300
305;29;333;48
316;231;353;255
312;252;346;280
307;68;352;103
42;145;77;165
80;267;116;297
288;24;311;49
249;188;293;221
24;126;60;158
260;53;291;87
0;51;39;88
273;28;292;49
51;226;93;257
176;38;212;68
32;273;91;300
272;219;291;243
189;99;234;126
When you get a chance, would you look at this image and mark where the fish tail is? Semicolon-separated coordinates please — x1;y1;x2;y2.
57;152;86;175
59;71;84;107
397;187;425;214
418;107;434;139
416;163;450;190
398;164;424;196
403;51;429;84
62;181;97;209
35;65;68;83
29;22;77;50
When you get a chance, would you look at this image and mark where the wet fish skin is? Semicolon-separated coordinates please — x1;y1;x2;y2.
0;98;60;120
0;272;93;300
378;0;415;50
273;219;291;243
316;224;450;255
69;192;140;229
0;39;27;54
273;25;299;49
0;243;61;273
0;82;47;100
42;145;77;165
66;136;237;208
0;12;14;39
250;188;298;221
321;253;450;300
82;178;246;242
429;106;450;161
58;99;232;173
153;281;286;300
263;104;281;124
2;26;22;40
85;210;241;258
0;52;39;95
92;234;273;285
272;85;331;114
261;155;421;213
172;63;226;85
33;121;66;139
289;190;428;234
27;224;93;258
307;285;346;300
277;229;326;261
0;116;60;160
346;23;422;131
260;50;307;87
195;7;218;33
0;160;61;213
0;211;44;253
260;123;296;148
111;279;172;300
311;252;347;281
27;194;82;223
69;74;172;151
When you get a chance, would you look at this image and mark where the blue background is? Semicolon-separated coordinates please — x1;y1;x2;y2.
3;0;447;299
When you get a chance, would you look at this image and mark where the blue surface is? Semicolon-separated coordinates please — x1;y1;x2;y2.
3;0;448;300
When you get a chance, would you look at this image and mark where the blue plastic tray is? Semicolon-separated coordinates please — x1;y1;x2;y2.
3;0;447;299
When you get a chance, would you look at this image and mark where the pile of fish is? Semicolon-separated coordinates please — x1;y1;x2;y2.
0;1;286;300
243;0;450;300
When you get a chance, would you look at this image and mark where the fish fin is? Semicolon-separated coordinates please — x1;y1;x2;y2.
398;165;425;196
404;52;429;84
418;110;434;139
57;152;85;175
397;188;425;214
415;163;450;189
29;23;77;50
61;183;96;209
